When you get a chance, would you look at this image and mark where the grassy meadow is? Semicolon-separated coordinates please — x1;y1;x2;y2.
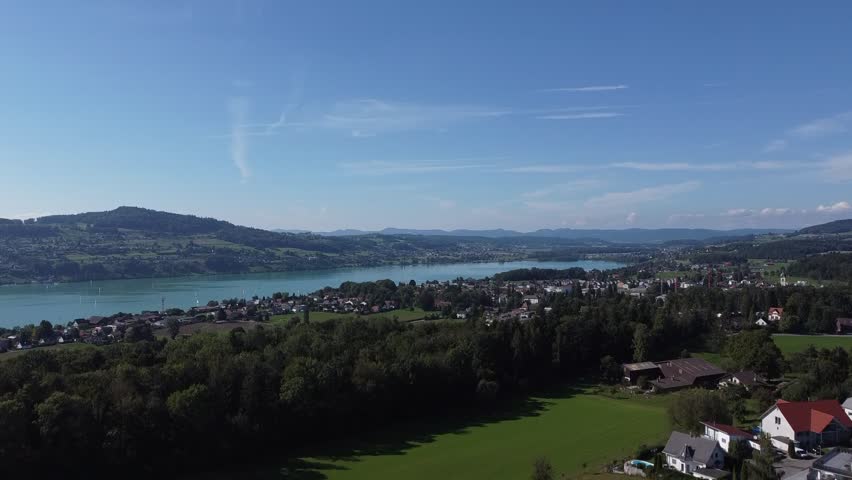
197;387;671;480
270;308;434;324
772;334;852;355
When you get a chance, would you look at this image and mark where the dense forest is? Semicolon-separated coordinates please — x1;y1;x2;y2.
798;219;852;235
4;280;852;475
787;253;852;283
698;237;852;261
493;267;590;281
0;288;721;476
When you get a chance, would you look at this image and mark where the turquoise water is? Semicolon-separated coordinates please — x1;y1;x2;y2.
0;260;622;327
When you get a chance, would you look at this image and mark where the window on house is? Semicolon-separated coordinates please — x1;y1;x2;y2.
775;416;781;425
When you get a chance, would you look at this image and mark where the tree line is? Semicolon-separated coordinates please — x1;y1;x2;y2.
3;281;850;476
0;287;717;476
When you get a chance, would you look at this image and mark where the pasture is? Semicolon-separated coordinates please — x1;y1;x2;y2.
270;308;433;324
772;334;852;355
198;388;671;480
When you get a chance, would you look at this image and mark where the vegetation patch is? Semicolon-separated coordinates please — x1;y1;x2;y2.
200;389;671;480
772;334;852;356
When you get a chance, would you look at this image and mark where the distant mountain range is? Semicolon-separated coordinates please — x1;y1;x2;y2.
276;227;793;243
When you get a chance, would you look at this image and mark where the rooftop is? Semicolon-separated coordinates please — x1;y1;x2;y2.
814;448;852;478
624;361;659;371
702;422;753;439
768;399;852;433
663;431;720;465
694;468;730;479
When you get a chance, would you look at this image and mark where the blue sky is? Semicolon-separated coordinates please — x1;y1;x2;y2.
2;1;852;231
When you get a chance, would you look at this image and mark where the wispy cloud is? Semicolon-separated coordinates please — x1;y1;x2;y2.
611;160;806;172
817;201;852;213
762;139;788;153
537;112;624;120
541;85;629;93
278;99;510;137
228;97;251;182
790;112;851;138
520;179;602;198
698;206;810;219
761;111;852;154
502;164;588;174
669;202;852;228
338;160;490;176
611;162;733;172
523;200;578;212
421;195;456;209
820;153;852;182
702;82;728;88
585;181;701;209
625;212;638;225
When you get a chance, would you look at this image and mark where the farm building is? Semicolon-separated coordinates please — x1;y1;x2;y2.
623;358;725;391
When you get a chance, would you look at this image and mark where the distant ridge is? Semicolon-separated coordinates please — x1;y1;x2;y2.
299;227;792;243
798;219;852;235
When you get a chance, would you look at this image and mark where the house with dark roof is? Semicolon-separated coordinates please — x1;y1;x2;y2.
622;361;663;384
701;422;753;453
811;448;852;480
622;358;726;391
662;431;726;476
652;358;727;391
760;399;852;450
721;371;768;391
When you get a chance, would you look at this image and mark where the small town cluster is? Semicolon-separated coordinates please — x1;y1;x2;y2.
1;261;848;354
621;356;852;480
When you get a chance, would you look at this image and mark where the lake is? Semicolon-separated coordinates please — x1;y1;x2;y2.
0;260;622;327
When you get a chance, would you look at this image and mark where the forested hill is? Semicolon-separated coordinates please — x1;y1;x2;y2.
32;206;234;235
0;207;542;284
797;219;852;235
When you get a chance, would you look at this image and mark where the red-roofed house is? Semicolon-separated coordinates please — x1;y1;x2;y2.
767;307;784;322
702;422;753;453
760;399;852;449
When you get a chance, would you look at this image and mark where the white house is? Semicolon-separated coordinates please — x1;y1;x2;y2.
701;422;753;453
842;398;852;421
760;400;852;450
663;431;725;475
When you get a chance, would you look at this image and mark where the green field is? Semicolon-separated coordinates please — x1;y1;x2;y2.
693;335;852;366
658;270;690;280
0;342;96;362
270;308;434;324
772;334;852;355
199;388;670;480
